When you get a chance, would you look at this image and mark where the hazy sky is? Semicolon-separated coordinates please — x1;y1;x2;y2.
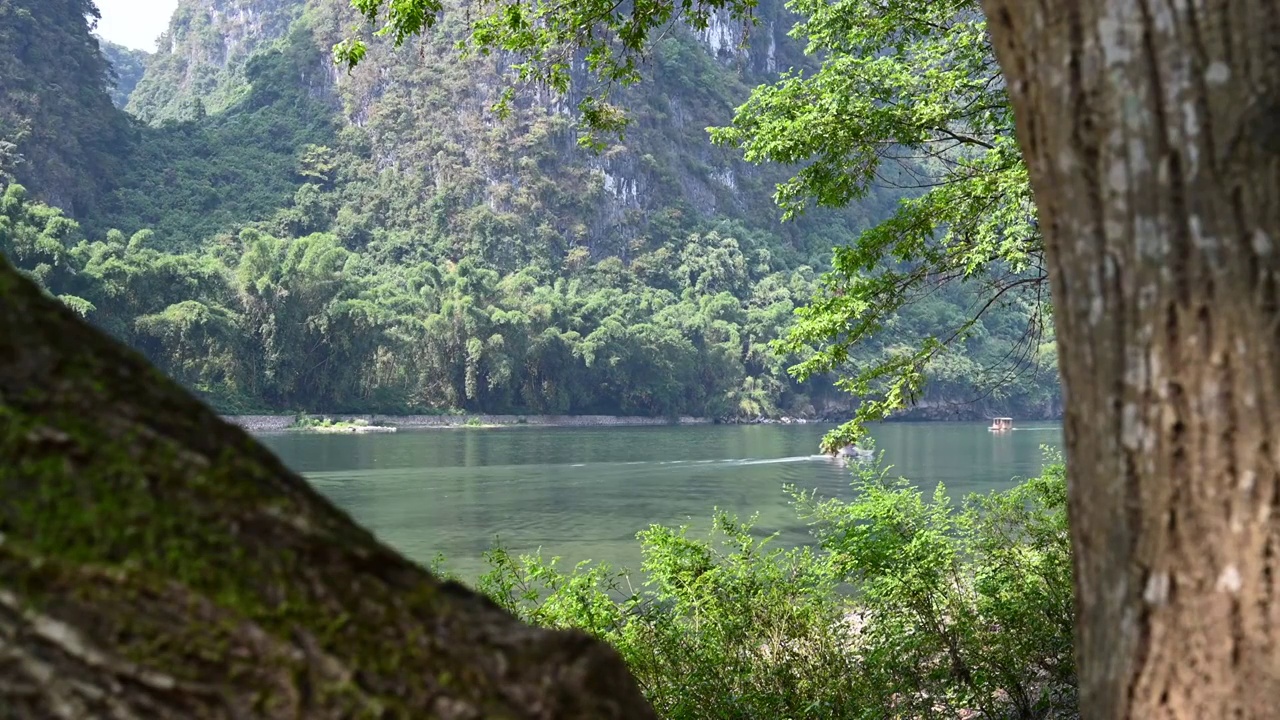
94;0;179;51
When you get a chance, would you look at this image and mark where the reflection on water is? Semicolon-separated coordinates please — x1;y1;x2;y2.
261;422;1062;581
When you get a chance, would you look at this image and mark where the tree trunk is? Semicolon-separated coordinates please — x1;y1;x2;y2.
983;0;1280;717
0;256;656;718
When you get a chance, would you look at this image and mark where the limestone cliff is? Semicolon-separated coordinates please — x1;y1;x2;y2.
126;0;304;121
111;0;881;260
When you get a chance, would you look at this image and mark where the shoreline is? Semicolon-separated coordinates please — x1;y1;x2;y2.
223;413;714;434
223;414;1066;434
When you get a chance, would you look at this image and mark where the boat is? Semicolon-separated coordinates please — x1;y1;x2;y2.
838;444;875;460
988;417;1013;432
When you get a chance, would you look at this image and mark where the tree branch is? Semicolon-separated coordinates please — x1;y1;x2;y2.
934;126;997;150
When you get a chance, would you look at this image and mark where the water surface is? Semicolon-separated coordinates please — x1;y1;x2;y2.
261;422;1061;580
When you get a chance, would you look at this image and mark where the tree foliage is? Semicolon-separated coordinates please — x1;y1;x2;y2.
729;0;1047;450
96;33;338;244
0;0;1061;421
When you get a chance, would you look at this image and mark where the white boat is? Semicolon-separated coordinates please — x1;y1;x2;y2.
838;445;874;460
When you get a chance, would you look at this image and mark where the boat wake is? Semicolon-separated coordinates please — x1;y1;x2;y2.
734;455;829;466
304;454;835;486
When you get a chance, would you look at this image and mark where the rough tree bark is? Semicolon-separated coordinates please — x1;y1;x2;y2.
0;256;656;718
983;0;1280;717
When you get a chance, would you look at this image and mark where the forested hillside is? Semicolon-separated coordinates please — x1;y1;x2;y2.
99;40;149;108
0;0;1060;419
0;0;128;216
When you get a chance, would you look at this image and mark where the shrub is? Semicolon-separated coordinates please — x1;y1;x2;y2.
797;452;1075;718
464;451;1075;719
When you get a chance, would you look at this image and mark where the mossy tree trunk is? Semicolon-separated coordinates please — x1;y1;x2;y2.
0;256;656;718
985;0;1280;717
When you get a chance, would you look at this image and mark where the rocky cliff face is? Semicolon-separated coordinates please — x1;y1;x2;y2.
126;0;304;122
114;0;877;261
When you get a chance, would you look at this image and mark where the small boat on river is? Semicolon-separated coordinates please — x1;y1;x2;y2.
837;444;875;461
988;417;1013;432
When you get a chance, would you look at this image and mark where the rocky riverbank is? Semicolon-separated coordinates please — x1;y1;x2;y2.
224;414;713;434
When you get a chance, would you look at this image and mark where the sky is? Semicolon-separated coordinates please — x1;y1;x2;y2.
94;0;179;51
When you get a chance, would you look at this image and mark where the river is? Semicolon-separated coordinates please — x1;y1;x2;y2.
260;421;1063;581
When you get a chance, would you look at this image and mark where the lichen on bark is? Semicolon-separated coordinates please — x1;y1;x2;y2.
0;256;656;719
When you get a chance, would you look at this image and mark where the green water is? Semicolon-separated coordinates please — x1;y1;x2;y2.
260;421;1062;581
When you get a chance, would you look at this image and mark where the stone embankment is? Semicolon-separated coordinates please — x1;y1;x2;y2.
224;414;712;433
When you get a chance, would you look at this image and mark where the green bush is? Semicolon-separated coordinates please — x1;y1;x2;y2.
799;454;1075;719
465;451;1076;719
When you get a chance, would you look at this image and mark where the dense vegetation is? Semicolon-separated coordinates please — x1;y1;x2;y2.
0;0;128;217
3;181;1057;418
0;0;1060;420
448;454;1076;719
